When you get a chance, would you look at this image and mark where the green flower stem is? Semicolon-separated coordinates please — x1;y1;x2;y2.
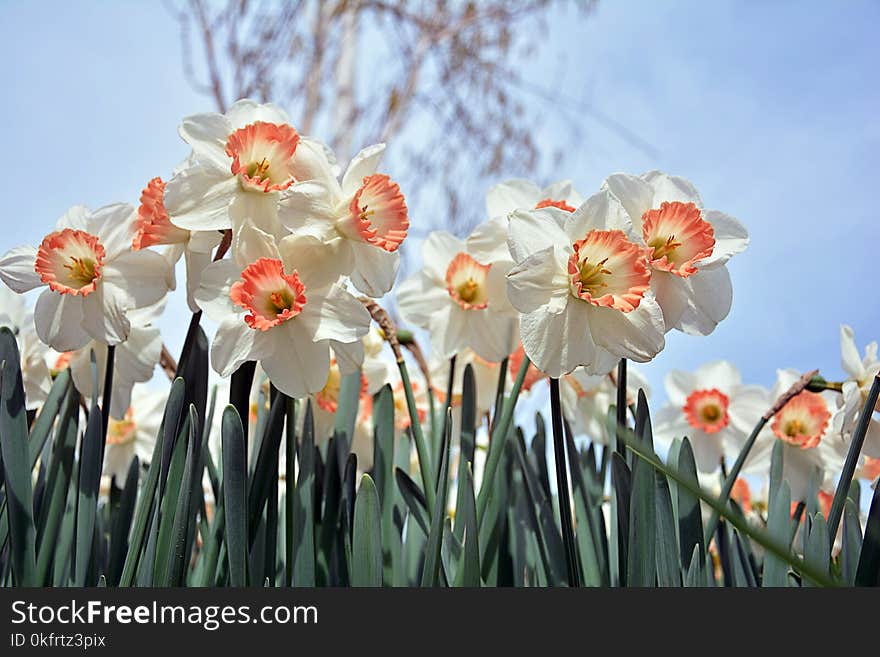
398;359;436;513
476;356;530;526
549;377;581;587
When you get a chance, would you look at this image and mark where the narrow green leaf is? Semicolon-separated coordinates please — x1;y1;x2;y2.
654;469;681;587
452;463;481;587
352;474;383;586
28;368;71;468
0;328;36;586
118;378;185;587
677;438;704;569
762;480;791;587
804;512;830;588
74;403;103;586
840;498;862;585
165;407;201;586
292;400;316;586
610;452;631;586
394;468;430;537
221;405;248;587
421;410;452;587
152;414;189;583
247;388;286;546
334;370;362;442
106;456;139;586
627;451;657;586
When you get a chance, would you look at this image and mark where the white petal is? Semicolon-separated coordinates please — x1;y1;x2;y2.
587;295;665;363
840;325;865;380
396;272;450;329
651;271;689;333
728;384;770;434
422;231;465;282
184;248;214;313
228;191;282;240
297;284;371;344
429;304;469;359
862;419;880;459
505;245;569;314
81;284;131;346
178;111;232;170
466;216;511;263
564;189;634;243
164;165;238;231
485;178;541;218
34;290;90;352
652;403;691;450
233;221;280;267
349;242;399;297
601;173;654;233
694;360;741;394
467;310;518;363
277;180;340;238
519;299;597;378
507;208;569;264
55;205;91;231
699;210;749;268
665;369;696;407
486;260;515;314
331;339;364;375
290;137;337;185
278;233;348;291
187;230;223;254
211;317;269;377
0;245;41;293
262;323;331;398
690;434;724;473
341;143;385;197
89;203;137;259
103;444;135;482
102;249;172;311
642;170;703;207
676;266;733;336
111;326;161;418
226;99;290;129
194;259;242;322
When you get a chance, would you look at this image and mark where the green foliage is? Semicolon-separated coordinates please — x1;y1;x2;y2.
2;325;880;588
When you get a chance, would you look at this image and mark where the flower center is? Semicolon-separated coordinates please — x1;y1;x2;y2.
446;252;491;310
340;174;409;252
230;258;307;331
107;409;136;446
226;121;301;193
641;201;715;277
683;388;730;433
771;391;830;449
35;228;106;296
535;198;576;212
567;229;650;312
133;177;190;249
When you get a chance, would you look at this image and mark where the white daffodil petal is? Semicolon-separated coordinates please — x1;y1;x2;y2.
211;317;265;377
349;242;399;297
430;305;469;360
699;210;749;268
396;272;449;328
341;143;385;197
89;203;137;259
179;111;232;170
298;284;370;344
262;325;331;398
466;216;511;263
278;233;347;291
331;339;365;375
194;259;241;321
601;173;653;233
165;166;238;231
651;271;689;332
422;231;465;282
467;310;518;364
519;300;597;378
840;325;865;380
642;170;703;207
587;296;665;363
676;266;733;336
34;289;90;352
485;178;541;218
81;285;131;346
55;205;91;232
507;208;569;263
565;189;633;243
0;245;41;293
102;250;173;311
277;180;340;237
506;246;569;314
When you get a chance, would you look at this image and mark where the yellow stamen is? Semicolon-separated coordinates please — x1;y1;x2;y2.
649;234;682;262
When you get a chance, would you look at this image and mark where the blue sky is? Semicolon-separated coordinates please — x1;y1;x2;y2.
1;0;878;404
